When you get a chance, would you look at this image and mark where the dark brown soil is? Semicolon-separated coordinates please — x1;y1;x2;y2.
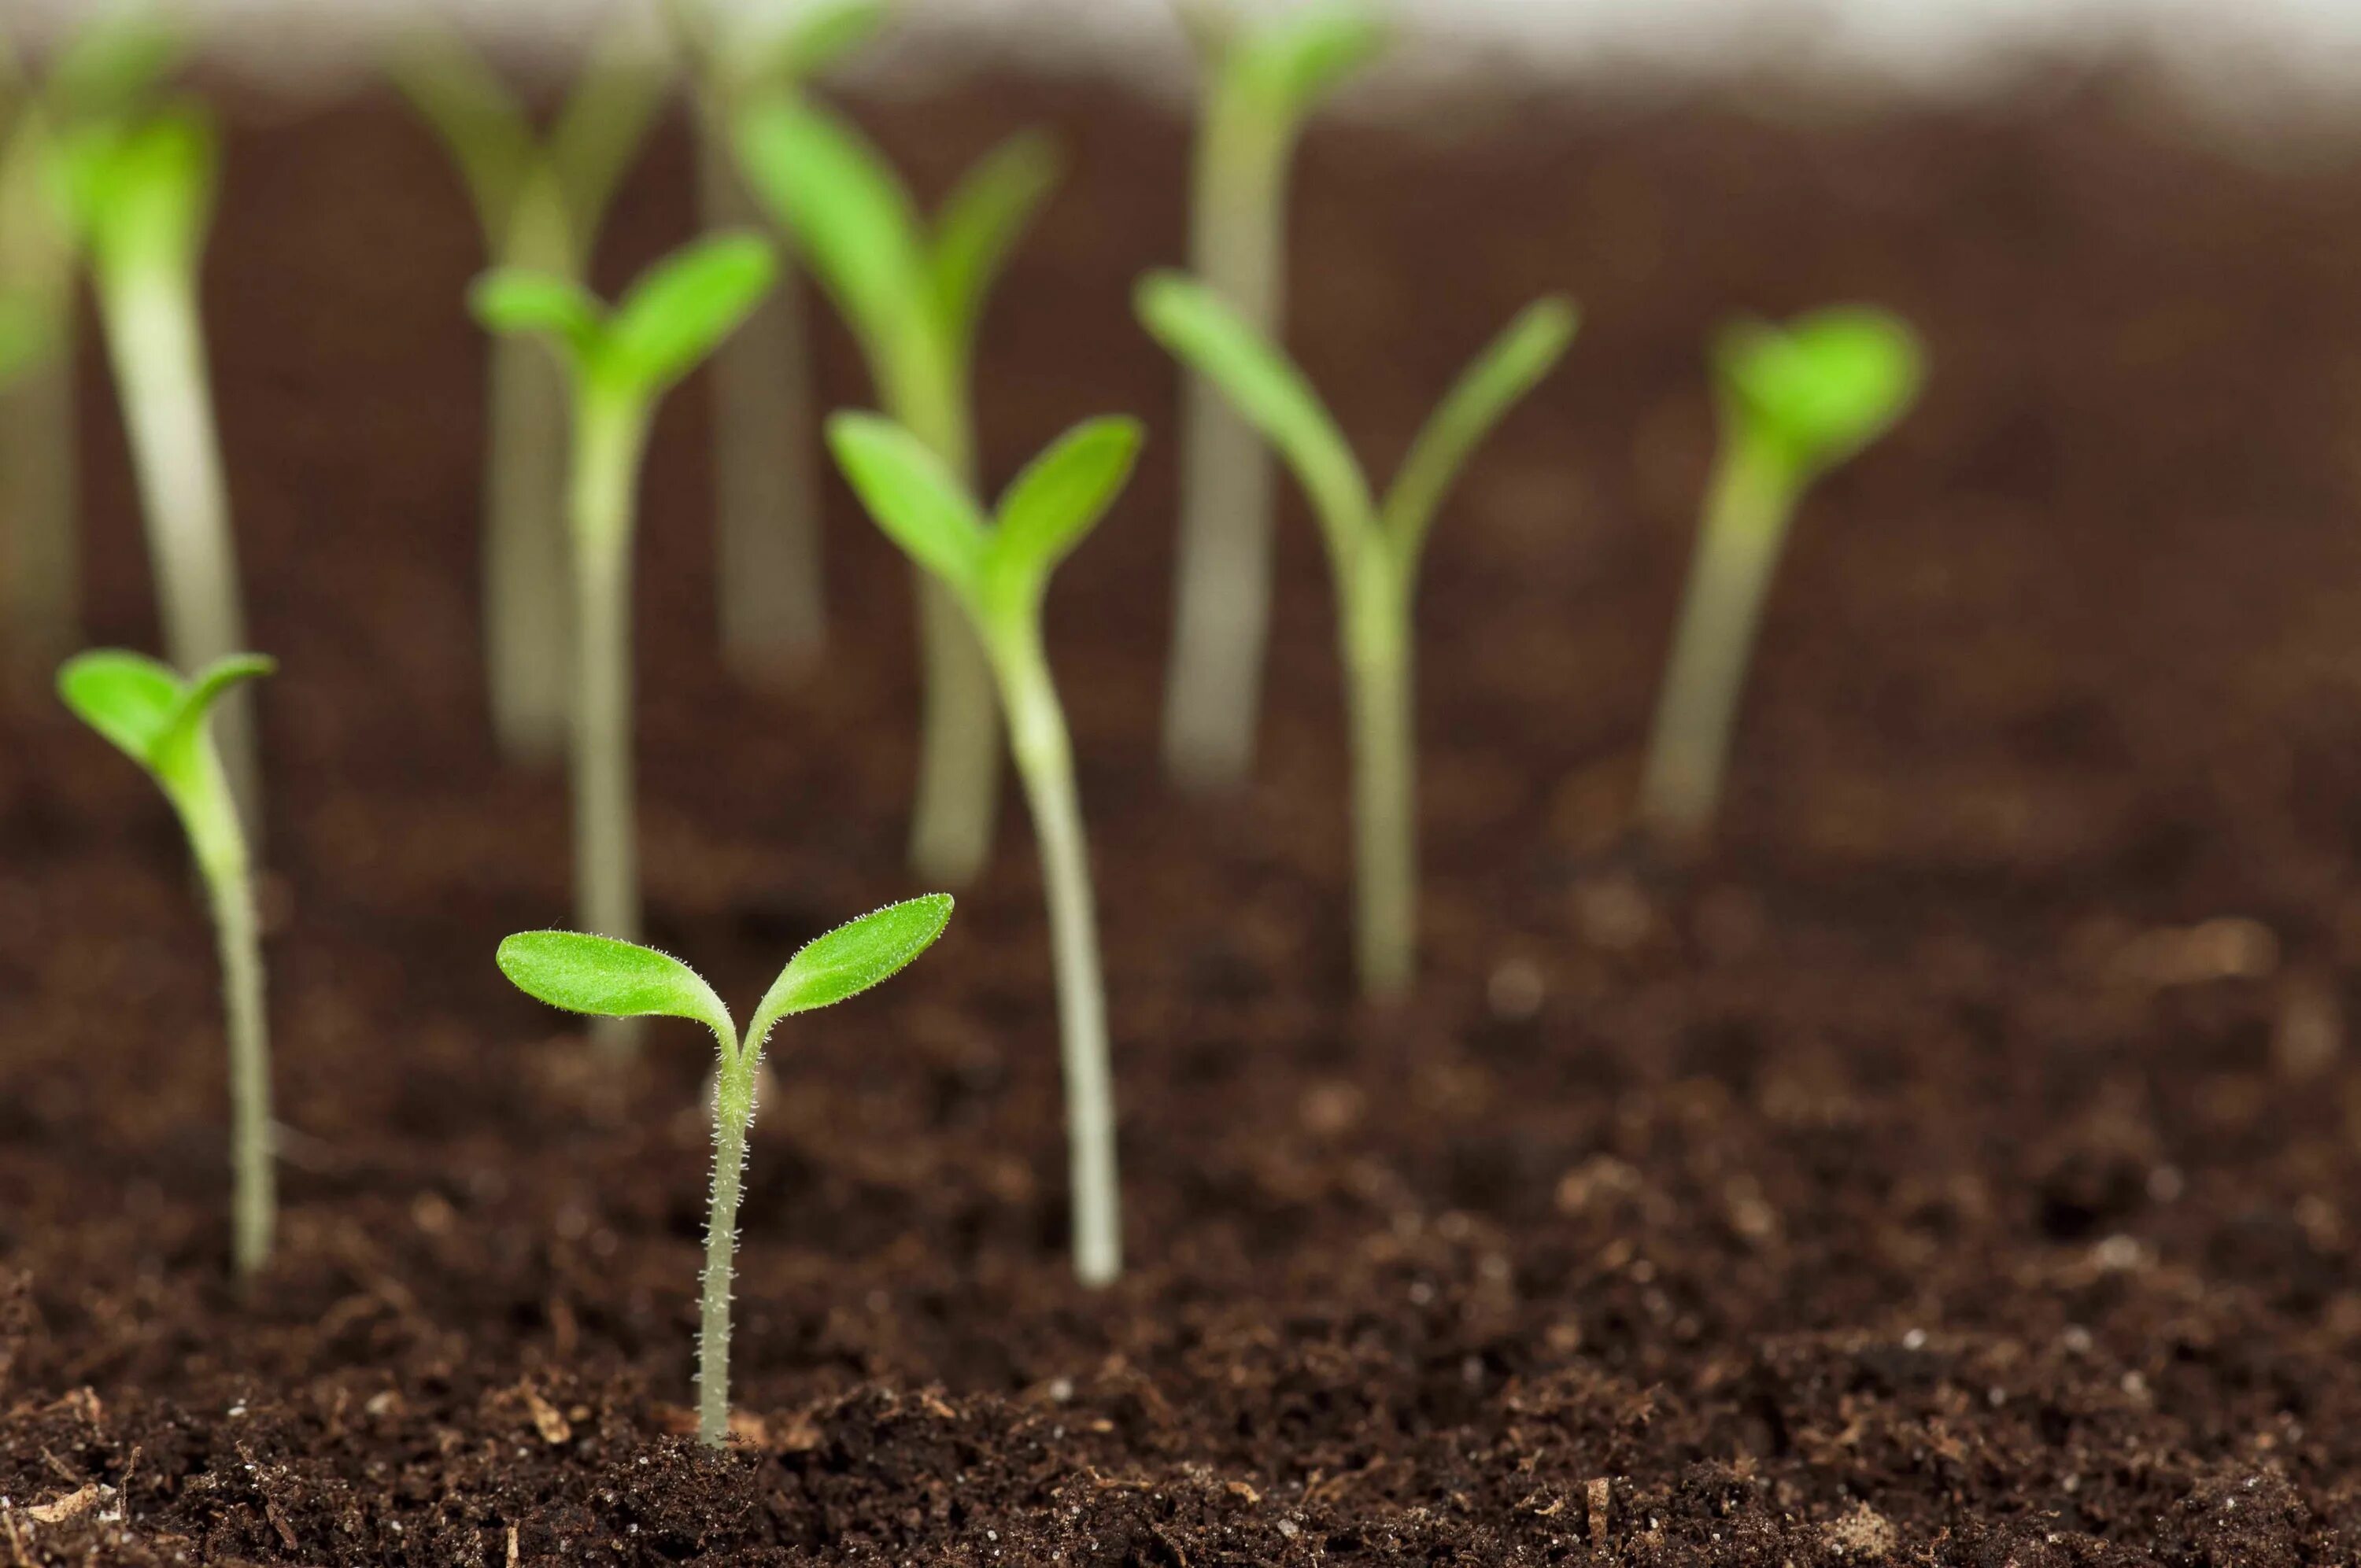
6;60;2361;1565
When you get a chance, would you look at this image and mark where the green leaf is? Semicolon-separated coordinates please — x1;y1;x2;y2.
745;0;890;83
42;4;183;126
1134;270;1373;546
386;29;536;239
746;895;952;1044
1715;306;1924;478
928;131;1058;370
467;267;604;363
546;16;671;234
1229;2;1387;120
1380;296;1576;562
496;931;736;1049
57;647;183;768
62;100;216;274
987;416;1143;611
826;412;988;599
603;231;777;395
160;651;272;751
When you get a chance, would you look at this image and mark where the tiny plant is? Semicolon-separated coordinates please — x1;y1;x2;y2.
735;93;1059;887
470;233;778;1053
827;411;1135;1285
58;649;277;1275
1637;308;1924;847
60;101;262;831
1138;272;1575;998
390;18;670;762
667;0;888;678
1162;0;1387;792
497;895;951;1446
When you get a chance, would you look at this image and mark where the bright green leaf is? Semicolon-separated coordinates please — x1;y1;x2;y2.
496;931;736;1048
467;267;604;363
929;131;1059;369
748;895;952;1043
603;231;777;395
1715;306;1924;478
1380;296;1576;561
988;416;1143;604
63;100;216;274
57;647;183;767
1230;2;1387;120
825;412;989;598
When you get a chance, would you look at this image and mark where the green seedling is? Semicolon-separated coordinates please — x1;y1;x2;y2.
735;93;1059;887
1162;0;1388;793
58;649;276;1275
390;19;670;762
0;6;180;677
61;101;263;833
497;895;951;1445
1139;273;1574;998
827;412;1136;1285
668;0;888;679
471;233;778;1053
1638;308;1924;847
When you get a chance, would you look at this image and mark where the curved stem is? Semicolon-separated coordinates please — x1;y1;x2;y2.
697;1040;755;1445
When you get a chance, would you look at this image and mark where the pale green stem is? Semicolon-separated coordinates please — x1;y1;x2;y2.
570;393;650;1056
0;129;79;681
697;113;826;681
697;1036;755;1445
1163;102;1289;791
483;186;578;764
182;756;272;1278
1636;430;1799;847
998;629;1121;1286
98;260;258;836
1341;555;1415;998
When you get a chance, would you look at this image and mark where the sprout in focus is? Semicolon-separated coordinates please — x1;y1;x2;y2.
1638;307;1925;848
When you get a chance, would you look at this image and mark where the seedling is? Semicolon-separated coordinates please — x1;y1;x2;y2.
470;233;777;1052
57;649;277;1275
496;895;951;1445
390;19;670;762
735;93;1059;886
1162;0;1388;792
1138;272;1574;998
59;101;262;832
668;0;888;678
827;412;1135;1285
1638;308;1924;847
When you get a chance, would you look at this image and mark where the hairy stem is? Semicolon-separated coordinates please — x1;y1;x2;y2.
185;763;272;1278
570;398;649;1056
1636;431;1798;847
1343;561;1415;998
697;1042;754;1445
98;262;257;833
1001;634;1121;1286
1162;105;1288;791
697;120;826;681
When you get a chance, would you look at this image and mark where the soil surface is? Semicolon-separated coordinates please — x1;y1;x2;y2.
7;62;2361;1566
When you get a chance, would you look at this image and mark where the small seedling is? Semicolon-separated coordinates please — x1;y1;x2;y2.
1138;272;1574;998
827;411;1136;1285
471;233;777;1052
1638;308;1924;847
390;18;670;762
59;100;262;832
1163;0;1387;792
58;648;277;1275
668;0;888;677
735;92;1059;886
496;895;951;1445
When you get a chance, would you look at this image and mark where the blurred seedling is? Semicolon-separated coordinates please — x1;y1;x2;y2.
471;233;778;1054
1139;272;1574;998
828;411;1136;1286
735;93;1059;887
1163;0;1387;791
390;17;670;762
666;0;888;677
1638;307;1923;847
58;649;277;1275
497;895;952;1445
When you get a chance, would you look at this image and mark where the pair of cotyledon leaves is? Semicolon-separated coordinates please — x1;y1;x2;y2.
1716;307;1924;481
57;649;271;807
497;895;952;1062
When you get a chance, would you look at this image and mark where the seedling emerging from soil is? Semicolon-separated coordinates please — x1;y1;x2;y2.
1638;308;1924;847
471;234;778;1053
827;412;1135;1285
668;0;887;679
496;895;951;1446
1163;0;1387;793
58;649;277;1275
391;20;669;762
60;101;262;831
736;94;1059;887
0;7;181;676
1139;273;1575;998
